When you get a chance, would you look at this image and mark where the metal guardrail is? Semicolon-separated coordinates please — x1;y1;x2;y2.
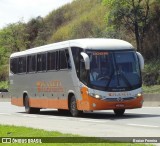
0;92;10;102
0;92;9;98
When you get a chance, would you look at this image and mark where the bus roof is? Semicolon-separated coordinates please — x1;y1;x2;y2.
10;38;134;58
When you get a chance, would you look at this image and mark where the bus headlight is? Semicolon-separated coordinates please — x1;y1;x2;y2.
88;93;102;99
137;93;142;98
95;95;100;98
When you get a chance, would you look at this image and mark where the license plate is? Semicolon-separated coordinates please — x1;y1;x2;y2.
115;104;124;108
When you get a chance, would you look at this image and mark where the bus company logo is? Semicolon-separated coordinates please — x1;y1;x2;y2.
36;80;64;93
117;97;124;102
108;92;131;97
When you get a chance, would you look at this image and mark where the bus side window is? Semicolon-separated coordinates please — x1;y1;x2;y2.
18;56;26;74
56;51;59;70
27;55;36;73
65;49;71;69
47;51;56;71
37;53;46;72
71;47;83;77
80;57;88;85
60;50;68;70
10;58;18;74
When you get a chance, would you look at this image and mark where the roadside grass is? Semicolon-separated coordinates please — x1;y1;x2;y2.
0;125;152;146
0;81;8;89
142;85;160;93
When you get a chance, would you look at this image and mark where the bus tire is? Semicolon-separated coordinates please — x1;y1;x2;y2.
24;95;40;114
69;95;82;117
114;109;125;116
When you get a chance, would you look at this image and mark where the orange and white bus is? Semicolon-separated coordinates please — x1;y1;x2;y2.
9;38;144;116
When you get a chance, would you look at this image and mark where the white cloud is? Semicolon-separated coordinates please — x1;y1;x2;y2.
0;0;73;29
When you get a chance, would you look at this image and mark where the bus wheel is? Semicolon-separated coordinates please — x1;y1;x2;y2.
24;95;40;114
69;95;82;117
114;109;125;116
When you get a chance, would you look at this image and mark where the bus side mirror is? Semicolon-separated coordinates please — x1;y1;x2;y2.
136;52;144;71
80;52;90;70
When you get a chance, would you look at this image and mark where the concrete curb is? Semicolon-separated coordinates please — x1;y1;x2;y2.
143;93;160;107
0;92;160;106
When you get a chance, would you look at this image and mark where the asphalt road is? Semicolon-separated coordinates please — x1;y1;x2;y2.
0;102;160;139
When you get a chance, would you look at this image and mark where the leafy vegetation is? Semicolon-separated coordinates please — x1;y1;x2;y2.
103;0;151;52
103;0;160;59
0;81;8;89
143;85;160;93
0;0;160;90
143;60;160;85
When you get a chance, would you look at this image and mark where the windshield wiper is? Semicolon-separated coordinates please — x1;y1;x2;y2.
105;70;115;90
119;71;132;89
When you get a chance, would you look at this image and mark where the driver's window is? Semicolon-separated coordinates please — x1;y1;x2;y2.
80;58;87;85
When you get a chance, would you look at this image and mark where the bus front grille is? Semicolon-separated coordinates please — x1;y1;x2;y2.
103;97;135;102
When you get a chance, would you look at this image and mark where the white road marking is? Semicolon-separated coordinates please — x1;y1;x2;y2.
47;117;67;120
23;115;37;118
127;123;159;128
143;107;160;108
79;119;106;123
0;113;11;116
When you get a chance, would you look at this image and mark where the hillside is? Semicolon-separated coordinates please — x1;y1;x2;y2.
0;0;160;89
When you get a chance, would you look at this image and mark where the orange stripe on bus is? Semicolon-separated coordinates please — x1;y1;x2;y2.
11;97;68;109
11;97;23;107
29;98;68;109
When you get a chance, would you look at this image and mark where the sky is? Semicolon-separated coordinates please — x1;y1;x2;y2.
0;0;73;29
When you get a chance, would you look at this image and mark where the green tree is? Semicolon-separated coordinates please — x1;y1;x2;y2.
103;0;151;52
32;17;50;47
0;22;29;82
72;19;95;38
0;22;29;53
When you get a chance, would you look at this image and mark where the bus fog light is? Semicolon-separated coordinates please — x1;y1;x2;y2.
93;103;96;107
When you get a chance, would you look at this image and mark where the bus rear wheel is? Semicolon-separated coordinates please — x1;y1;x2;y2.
69;95;82;117
24;95;40;114
114;109;125;116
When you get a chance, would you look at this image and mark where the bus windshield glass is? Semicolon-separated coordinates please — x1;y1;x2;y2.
87;50;141;91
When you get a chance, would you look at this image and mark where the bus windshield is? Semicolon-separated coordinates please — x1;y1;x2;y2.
87;50;141;91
